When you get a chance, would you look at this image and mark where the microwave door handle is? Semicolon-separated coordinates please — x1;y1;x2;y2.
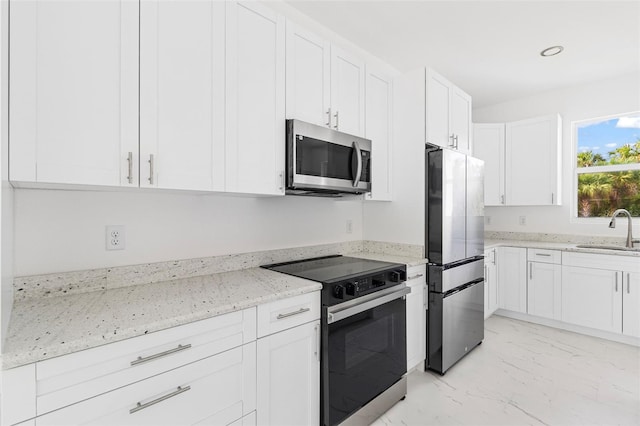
352;141;362;187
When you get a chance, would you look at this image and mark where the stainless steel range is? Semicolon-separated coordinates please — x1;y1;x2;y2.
263;255;408;426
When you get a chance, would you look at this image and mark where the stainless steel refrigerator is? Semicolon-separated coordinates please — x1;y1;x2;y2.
425;147;485;374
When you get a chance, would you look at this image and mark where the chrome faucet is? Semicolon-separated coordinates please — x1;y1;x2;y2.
609;209;636;248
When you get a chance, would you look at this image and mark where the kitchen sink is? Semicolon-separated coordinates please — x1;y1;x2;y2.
575;244;640;252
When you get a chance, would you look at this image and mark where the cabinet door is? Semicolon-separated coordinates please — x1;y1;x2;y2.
364;66;393;201
527;262;561;320
473;123;505;206
505;115;561;206
425;69;451;148
285;22;331;127
484;249;498;318
140;0;225;191
330;45;365;137
10;0;138;186
623;272;640;338
497;247;527;313
36;343;257;426
561;266;622;333
450;87;472;154
406;272;426;370
226;1;285;195
257;321;320;426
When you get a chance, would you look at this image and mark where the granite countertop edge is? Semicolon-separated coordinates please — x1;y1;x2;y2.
2;251;426;370
484;239;640;257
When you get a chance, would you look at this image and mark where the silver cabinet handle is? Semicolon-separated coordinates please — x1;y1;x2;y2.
423;284;428;309
277;307;310;320
131;344;192;366
126;152;133;184
130;386;191;414
454;135;459;149
333;110;339;129
148;154;155;185
551;193;554;204
278;171;284;192
352;141;362;187
408;273;424;280
501;195;505;205
529;263;533;280
326;108;332;127
449;134;455;148
628;273;631;294
536;253;552;257
615;272;619;292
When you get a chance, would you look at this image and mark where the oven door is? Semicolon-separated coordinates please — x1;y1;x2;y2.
287;119;371;193
322;285;409;426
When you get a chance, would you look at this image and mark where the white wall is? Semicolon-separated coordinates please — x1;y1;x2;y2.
363;69;425;246
13;189;363;276
474;72;640;237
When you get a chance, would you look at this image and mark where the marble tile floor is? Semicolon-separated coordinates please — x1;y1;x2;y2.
372;316;640;426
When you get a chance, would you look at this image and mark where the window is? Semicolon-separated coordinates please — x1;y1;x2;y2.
575;112;640;218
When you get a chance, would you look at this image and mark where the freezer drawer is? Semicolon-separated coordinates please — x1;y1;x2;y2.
428;258;484;293
427;280;484;374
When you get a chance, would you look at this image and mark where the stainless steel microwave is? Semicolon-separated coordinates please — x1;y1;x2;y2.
286;119;372;196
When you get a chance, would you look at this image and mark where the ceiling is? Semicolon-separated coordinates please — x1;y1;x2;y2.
285;0;640;108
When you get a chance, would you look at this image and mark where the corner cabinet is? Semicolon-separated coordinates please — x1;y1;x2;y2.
425;68;472;155
364;66;393;201
473;124;505;206
225;1;286;196
9;0;139;187
497;247;527;313
505;115;562;206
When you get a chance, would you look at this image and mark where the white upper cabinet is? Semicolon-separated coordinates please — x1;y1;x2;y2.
473;124;505;206
140;0;225;192
285;23;365;138
505;114;561;206
364;66;393;201
226;1;286;195
285;22;331;128
426;68;472;155
330;46;366;137
10;0;139;187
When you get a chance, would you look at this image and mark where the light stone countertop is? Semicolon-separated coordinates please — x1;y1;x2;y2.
484;239;640;257
2;267;321;370
348;252;428;267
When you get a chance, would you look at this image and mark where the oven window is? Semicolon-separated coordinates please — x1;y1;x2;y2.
327;297;406;426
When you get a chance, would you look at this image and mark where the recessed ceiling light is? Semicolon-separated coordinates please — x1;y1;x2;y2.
540;46;564;57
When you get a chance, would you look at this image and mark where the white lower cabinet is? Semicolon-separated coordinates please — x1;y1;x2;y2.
405;265;427;370
257;320;320;426
561;266;621;333
36;344;256;426
497;247;527;313
526;249;562;320
623;272;640;338
484;248;498;318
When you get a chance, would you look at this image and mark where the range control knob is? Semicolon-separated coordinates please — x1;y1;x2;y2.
333;284;345;299
346;282;357;296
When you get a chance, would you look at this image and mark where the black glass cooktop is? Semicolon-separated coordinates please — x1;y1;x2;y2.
262;255;403;284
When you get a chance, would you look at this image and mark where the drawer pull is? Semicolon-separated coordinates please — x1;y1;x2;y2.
131;344;192;366
277;307;310;320
130;385;191;414
408;273;424;280
535;253;551;257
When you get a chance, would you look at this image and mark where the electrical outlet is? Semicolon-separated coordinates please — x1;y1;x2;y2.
106;225;125;250
346;220;353;234
519;216;527;226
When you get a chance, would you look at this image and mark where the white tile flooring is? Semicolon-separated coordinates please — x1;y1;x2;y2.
372;315;640;425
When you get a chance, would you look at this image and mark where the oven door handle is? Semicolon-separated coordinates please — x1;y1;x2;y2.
327;286;411;324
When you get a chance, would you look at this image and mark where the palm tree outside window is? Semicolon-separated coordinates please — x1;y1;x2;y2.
575;112;640;218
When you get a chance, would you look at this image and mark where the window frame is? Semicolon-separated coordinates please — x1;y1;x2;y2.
571;111;640;223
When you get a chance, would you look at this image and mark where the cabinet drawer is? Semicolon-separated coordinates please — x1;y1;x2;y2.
563;252;640;272
406;264;426;282
36;307;256;416
527;249;561;264
36;342;256;426
257;291;320;338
